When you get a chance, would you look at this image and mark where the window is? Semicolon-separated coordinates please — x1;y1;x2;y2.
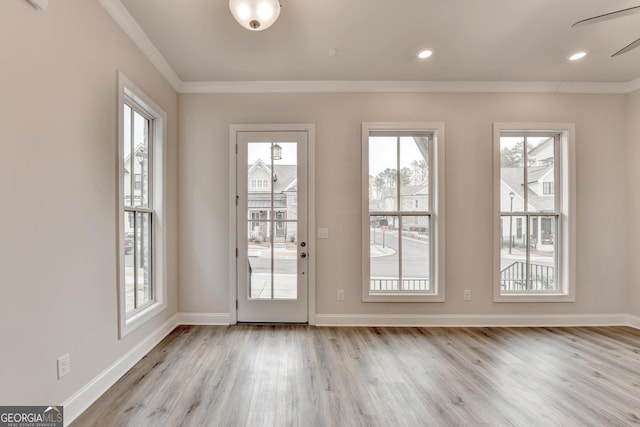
494;123;575;302
249;211;260;235
118;73;167;337
362;123;445;302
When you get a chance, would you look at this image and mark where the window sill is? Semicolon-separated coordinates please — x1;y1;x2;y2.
120;300;167;338
494;293;575;303
363;293;445;303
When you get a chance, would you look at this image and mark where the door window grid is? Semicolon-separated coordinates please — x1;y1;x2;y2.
246;142;298;300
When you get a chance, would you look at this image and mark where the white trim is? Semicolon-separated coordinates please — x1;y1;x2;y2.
627;77;640;93
117;72;168;337
180;80;639;94
361;123;445;303
177;312;232;325
493;123;576;302
229;124;316;324
63;314;178;426
315;313;629;327
627;315;640;330
98;0;181;91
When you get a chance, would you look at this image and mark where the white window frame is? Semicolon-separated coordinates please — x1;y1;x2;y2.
361;122;445;303
117;72;167;337
493;123;575;302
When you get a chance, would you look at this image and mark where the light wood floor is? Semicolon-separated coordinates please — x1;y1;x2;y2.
72;325;640;426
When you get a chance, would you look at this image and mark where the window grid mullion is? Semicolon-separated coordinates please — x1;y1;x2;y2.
133;211;138;309
129;106;135;208
270;142;275;300
396;136;403;289
523;136;530;290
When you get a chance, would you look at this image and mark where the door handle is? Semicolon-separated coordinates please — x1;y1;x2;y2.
300;252;307;258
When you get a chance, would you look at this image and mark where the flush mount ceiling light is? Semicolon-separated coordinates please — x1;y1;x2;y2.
417;48;435;59
568;51;588;61
229;0;281;31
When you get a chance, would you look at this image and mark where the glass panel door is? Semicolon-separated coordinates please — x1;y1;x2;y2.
236;131;308;322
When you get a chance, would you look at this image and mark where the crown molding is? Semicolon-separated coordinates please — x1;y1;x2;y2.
628;77;640;93
98;0;181;91
179;80;637;94
99;1;640;96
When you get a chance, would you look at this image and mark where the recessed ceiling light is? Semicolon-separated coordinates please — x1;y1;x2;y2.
568;51;588;61
417;48;435;59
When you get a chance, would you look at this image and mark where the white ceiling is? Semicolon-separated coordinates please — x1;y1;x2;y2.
113;0;640;89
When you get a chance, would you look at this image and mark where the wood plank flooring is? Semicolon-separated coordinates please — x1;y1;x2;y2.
71;325;640;426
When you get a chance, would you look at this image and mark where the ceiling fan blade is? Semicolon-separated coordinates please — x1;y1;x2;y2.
572;5;640;27
612;36;640;57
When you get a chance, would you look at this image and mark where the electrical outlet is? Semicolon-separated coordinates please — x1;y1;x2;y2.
464;290;472;301
337;289;344;301
57;354;70;379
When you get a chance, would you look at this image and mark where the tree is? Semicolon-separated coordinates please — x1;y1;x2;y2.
501;141;524;167
410;159;427;184
400;167;413;186
378;168;397;188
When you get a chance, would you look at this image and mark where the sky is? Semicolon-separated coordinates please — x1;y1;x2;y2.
248;142;298;165
368;136;426;176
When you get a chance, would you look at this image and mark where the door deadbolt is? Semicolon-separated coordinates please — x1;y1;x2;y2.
300;252;307;258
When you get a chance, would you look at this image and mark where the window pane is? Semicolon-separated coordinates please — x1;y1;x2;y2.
123;105;132;207
527;136;555;212
248;221;272;299
135;212;152;307
530;215;557;291
401;216;431;292
369;137;397;212
274;222;297;299
500;215;527;291
248;142;273;216
400;137;429;212
274;142;298;220
370;215;399;291
500;137;524;212
124;211;135;313
132;111;150;208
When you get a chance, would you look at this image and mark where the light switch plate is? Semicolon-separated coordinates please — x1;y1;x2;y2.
317;227;329;239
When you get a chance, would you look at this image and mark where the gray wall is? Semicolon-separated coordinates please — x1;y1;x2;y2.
628;89;640;317
0;0;178;405
178;92;628;318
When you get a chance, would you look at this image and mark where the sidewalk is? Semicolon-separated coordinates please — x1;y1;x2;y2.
370;244;395;257
248;244;297;259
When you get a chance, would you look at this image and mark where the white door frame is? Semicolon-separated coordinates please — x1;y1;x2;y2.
229;123;316;324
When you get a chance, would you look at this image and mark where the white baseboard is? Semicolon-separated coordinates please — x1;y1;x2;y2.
627;314;640;330
178;312;231;325
63;314;179;426
314;313;630;327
